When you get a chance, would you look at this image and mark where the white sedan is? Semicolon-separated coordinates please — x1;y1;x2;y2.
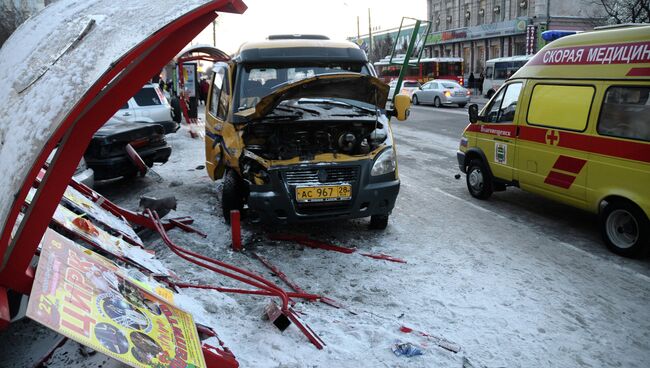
412;79;470;108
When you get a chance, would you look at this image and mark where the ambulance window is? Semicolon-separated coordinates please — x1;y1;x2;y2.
486;66;493;79
484;83;522;123
598;86;650;142
527;84;594;131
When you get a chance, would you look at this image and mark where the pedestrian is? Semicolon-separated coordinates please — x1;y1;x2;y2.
468;72;475;95
478;72;484;97
200;78;210;106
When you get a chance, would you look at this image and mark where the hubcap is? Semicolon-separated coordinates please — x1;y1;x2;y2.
606;209;639;249
468;168;484;192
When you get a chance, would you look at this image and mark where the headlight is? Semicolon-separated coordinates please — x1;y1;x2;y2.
371;148;396;176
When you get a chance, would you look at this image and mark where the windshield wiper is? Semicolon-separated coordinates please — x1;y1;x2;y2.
299;98;377;114
276;103;321;116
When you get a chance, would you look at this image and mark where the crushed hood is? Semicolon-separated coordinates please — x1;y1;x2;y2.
235;73;389;121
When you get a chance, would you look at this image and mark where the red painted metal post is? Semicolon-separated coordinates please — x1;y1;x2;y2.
230;210;242;251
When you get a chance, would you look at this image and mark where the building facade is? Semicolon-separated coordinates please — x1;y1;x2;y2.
425;0;606;75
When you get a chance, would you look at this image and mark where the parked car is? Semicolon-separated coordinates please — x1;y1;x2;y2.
113;83;179;134
412;79;470;108
84;117;172;180
387;80;421;100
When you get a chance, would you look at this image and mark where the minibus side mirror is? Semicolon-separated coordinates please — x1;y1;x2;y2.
392;94;411;121
468;104;479;124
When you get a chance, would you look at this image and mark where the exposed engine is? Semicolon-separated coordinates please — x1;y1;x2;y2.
243;120;388;161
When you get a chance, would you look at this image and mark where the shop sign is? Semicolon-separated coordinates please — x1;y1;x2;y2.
425;18;530;45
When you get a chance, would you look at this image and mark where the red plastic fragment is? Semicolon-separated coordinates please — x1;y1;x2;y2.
202;343;239;368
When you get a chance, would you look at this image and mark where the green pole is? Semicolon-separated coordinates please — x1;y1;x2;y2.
392;20;421;101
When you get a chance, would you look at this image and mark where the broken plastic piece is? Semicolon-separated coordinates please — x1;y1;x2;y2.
264;301;291;331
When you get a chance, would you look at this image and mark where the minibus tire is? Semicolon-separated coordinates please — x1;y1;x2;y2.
369;214;389;230
222;170;245;223
486;90;495;99
466;159;493;200
600;199;649;258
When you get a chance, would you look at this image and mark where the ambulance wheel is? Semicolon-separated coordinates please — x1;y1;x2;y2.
433;97;442;108
466;159;493;200
222;170;245;224
369;214;389;230
412;95;419;105
486;89;495;99
600;199;649;258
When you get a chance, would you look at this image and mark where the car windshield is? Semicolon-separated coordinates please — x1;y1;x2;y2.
235;62;371;111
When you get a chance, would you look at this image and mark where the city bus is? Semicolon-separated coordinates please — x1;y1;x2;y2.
374;56;464;85
482;55;533;98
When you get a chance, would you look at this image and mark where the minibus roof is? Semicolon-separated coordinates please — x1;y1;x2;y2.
235;39;367;63
512;25;650;80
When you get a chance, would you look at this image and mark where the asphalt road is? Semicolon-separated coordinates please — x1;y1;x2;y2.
394;101;650;277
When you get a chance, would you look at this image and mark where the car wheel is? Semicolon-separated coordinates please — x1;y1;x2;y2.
369;214;389;230
433;97;441;108
600;199;649;258
458;103;467;108
466;159;493;200
412;95;419;105
222;169;246;223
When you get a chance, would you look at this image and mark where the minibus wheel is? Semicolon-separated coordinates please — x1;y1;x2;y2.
466;159;493;200
222;169;245;223
601;199;649;258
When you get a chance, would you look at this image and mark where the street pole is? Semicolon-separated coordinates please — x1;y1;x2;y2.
546;0;551;29
368;8;373;61
357;16;360;40
212;20;216;47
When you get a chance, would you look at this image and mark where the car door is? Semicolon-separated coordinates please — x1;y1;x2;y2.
116;100;137;122
427;82;439;104
475;82;523;182
205;64;233;179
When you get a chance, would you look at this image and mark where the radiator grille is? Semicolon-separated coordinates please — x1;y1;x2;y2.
284;166;358;185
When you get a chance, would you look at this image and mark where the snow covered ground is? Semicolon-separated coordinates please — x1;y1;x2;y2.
4;107;650;368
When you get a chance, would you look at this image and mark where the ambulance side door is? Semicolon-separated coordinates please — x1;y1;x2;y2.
515;82;595;206
476;82;523;182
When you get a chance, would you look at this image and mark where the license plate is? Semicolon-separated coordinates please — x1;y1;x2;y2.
295;185;352;203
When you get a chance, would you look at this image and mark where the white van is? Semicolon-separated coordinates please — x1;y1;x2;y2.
482;55;532;98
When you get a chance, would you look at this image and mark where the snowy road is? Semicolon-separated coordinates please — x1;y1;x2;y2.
9;105;650;368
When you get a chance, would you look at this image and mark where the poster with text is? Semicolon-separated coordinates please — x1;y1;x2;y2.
26;228;205;368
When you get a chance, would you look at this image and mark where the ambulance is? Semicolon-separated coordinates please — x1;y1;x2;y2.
457;26;650;257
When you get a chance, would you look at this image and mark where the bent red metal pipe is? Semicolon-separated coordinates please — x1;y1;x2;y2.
147;210;290;309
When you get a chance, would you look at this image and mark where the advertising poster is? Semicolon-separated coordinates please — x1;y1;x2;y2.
178;63;197;97
27;228;206;368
